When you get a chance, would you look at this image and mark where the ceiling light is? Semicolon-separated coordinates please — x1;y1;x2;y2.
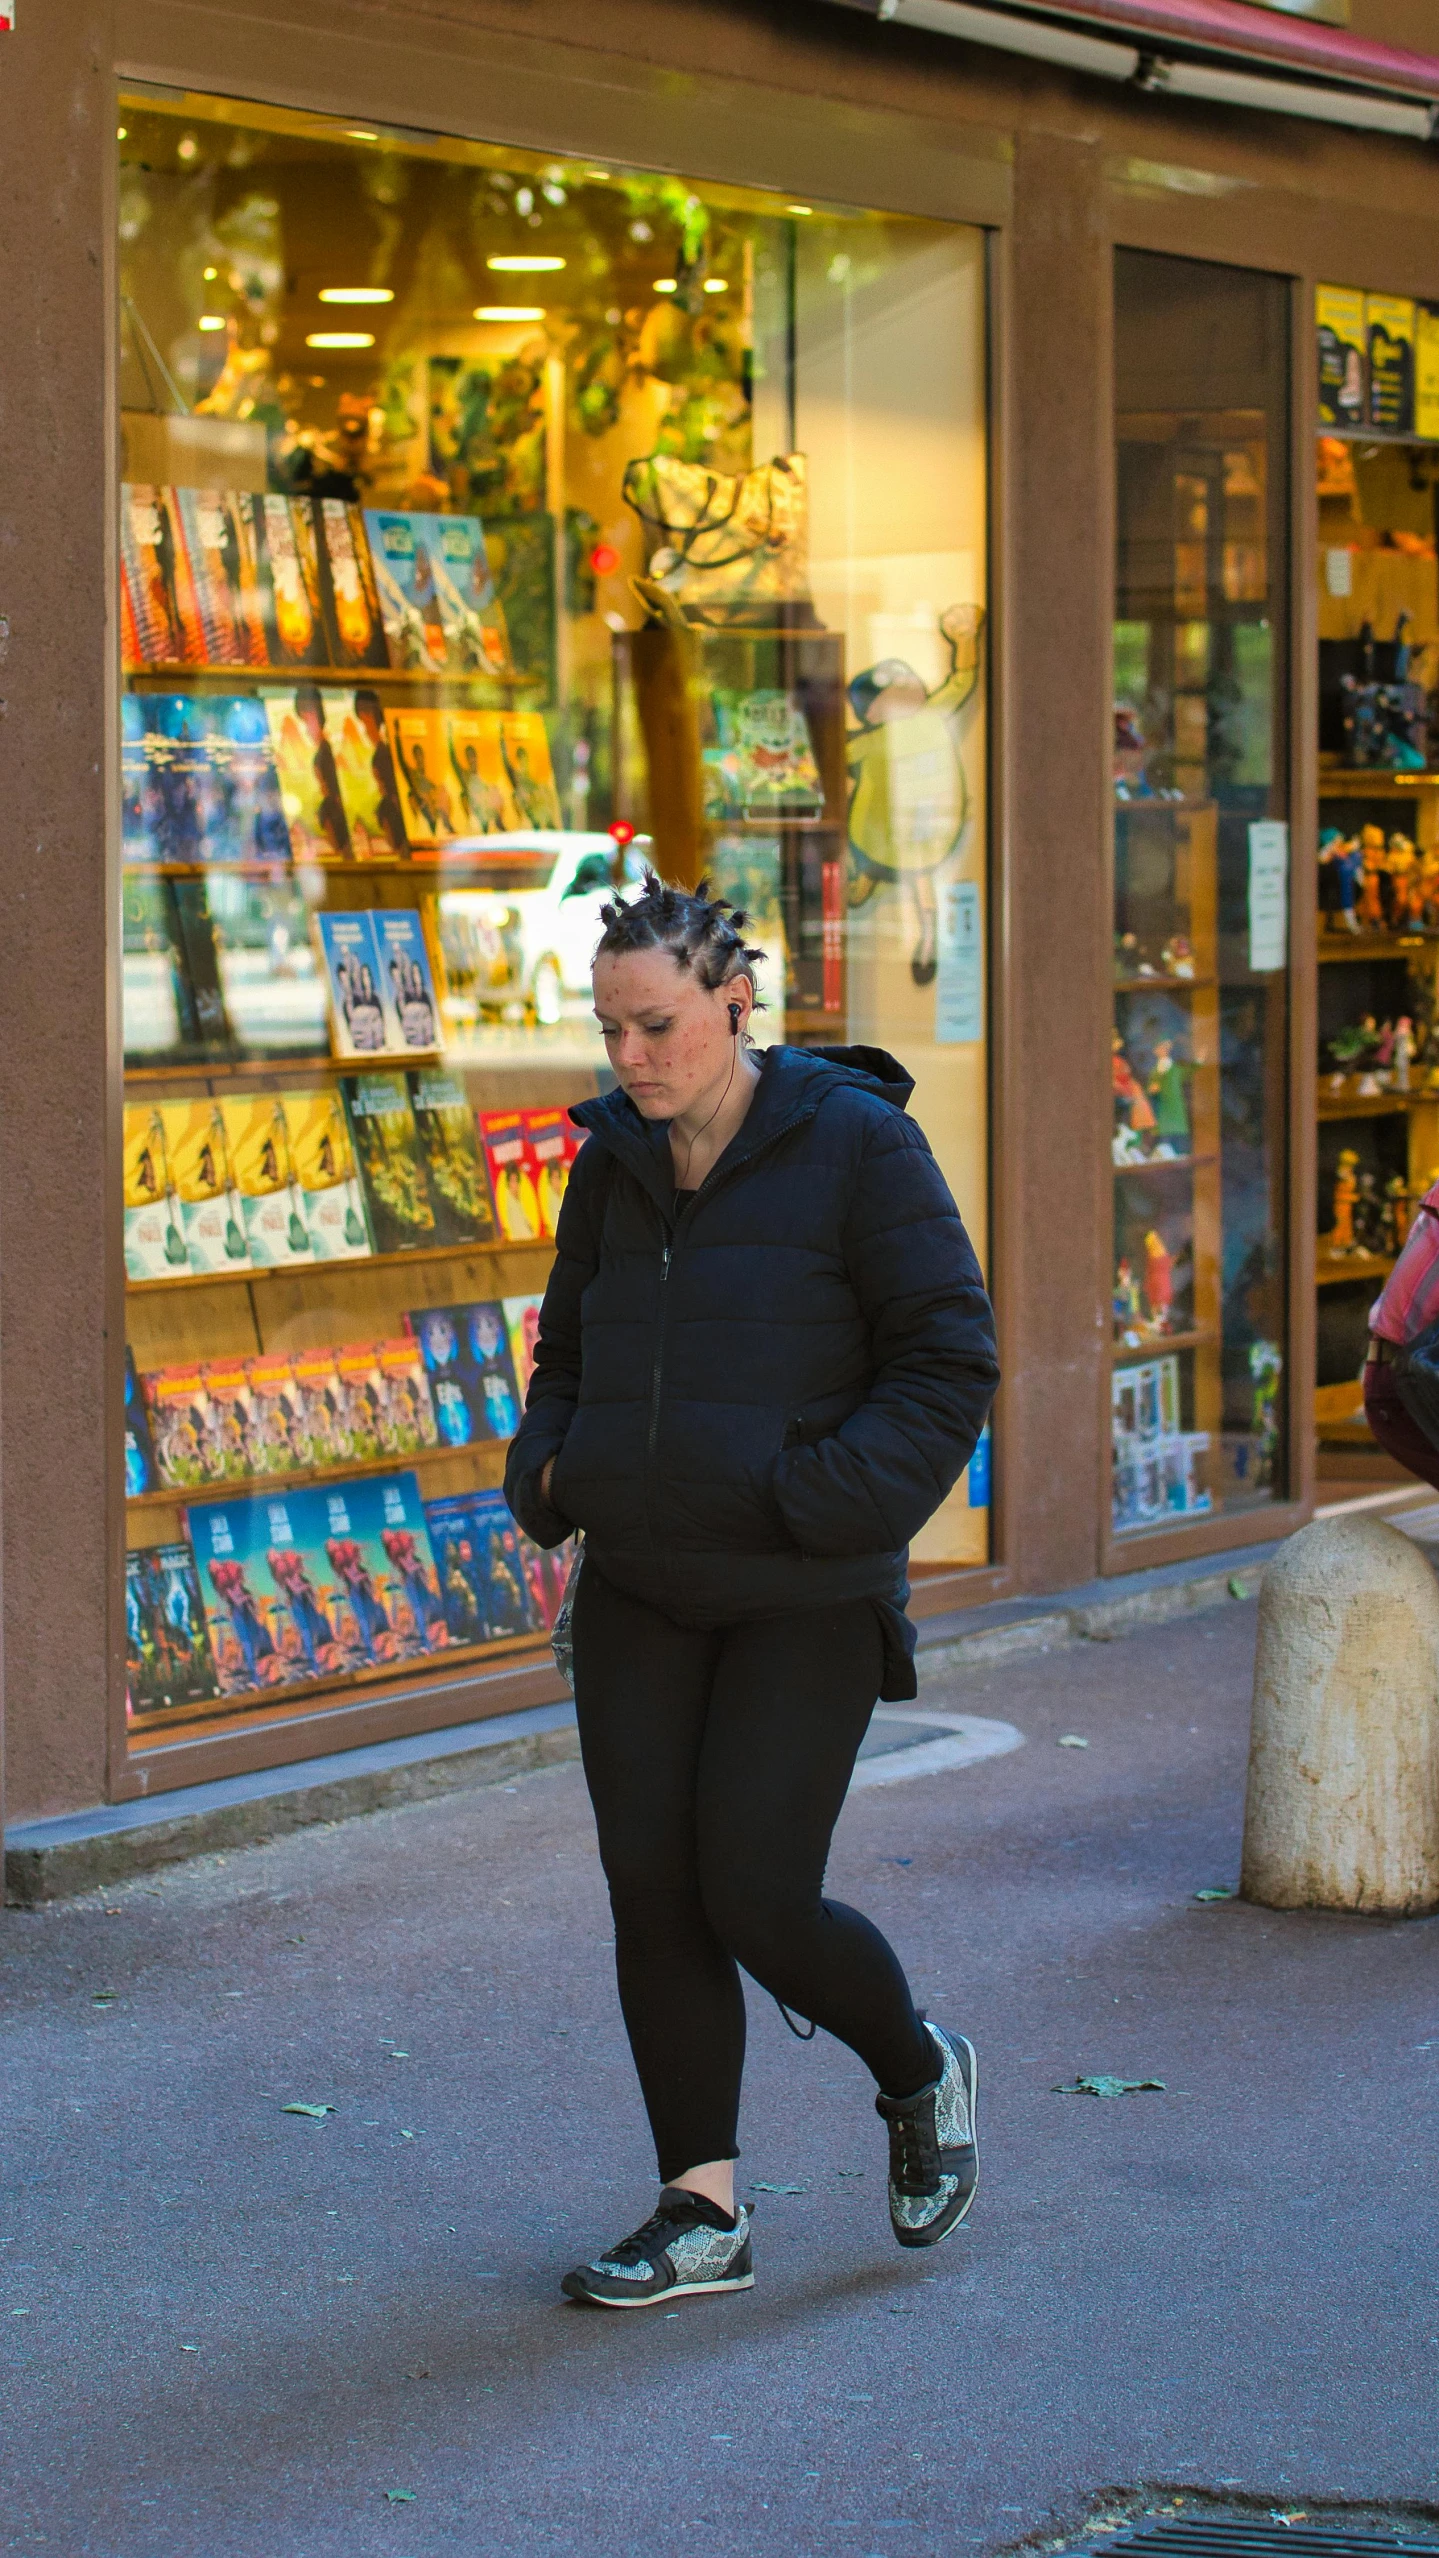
653;279;678;294
318;286;394;304
346;129;378;141
203;265;217;280
117;126;127;141
486;254;566;272
177;136;198;162
703;277;728;293
787;204;813;216
197;315;226;333
474;304;546;322
305;330;375;349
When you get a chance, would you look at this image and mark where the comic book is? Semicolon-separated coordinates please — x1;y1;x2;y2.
387;706;461;850
515;1524;575;1633
131;693;232;864
408;1068;498;1246
203;1354;262;1482
287;1345;347;1467
423;1495;492;1647
468;1490;539;1640
196;695;293;862
122;694;166;863
501;1292;544;1404
264;685;353;861
523;1108;570;1242
121;874;197;1067
407;1299;521;1447
370;908;442;1054
313;498;389;669
429;513;510;674
256;494;328;667
442;709;516;837
169;486;267;669
323;688;408;857
284;1473;447;1670
124;1345;157;1496
498;711;562;830
187;1489;344;1695
246;1351;302;1478
340;1072;437;1254
376;1336;441;1456
281;1087;372;1260
220;1095;314;1267
363;509;454;672
332;1341;387;1463
143;1363;217;1490
119;484;188;667
123;1103;190;1279
480;1110;543;1243
125;1543;224;1719
316;911;389;1057
159;1100;252;1274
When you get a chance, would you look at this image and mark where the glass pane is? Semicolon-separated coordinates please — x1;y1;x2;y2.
118;94;990;1739
1111;250;1290;1537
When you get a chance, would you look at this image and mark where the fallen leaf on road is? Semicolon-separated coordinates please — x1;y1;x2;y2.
281;2102;334;2119
384;2488;416;2503
750;2181;806;2195
1058;1735;1089;1749
1271;2513;1308;2528
1053;2075;1166;2097
835;2169;864;2179
178;2344;198;2353
1228;1576;1249;1599
1193;1887;1236;1902
92;1991;117;2007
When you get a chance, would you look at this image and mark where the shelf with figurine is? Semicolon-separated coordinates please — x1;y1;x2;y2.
1111;1029;1204;1170
1317;1249;1395;1287
1317;819;1439;943
1318;1144;1415;1267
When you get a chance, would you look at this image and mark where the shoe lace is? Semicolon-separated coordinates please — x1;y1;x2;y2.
606;2196;702;2265
888;2103;941;2195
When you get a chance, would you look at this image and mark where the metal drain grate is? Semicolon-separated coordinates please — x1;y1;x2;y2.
1082;2526;1439;2558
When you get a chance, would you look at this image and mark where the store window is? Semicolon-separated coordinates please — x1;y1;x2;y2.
118;93;991;1743
1111;250;1291;1539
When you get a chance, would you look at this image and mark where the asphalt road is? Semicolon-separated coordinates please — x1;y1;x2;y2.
3;1596;1438;2557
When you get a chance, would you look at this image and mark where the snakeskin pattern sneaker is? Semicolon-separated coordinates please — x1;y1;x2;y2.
561;2187;754;2308
874;2023;979;2250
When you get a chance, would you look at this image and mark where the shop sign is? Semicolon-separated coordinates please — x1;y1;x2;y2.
1248;821;1289;975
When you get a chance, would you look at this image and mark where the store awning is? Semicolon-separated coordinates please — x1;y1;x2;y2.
823;0;1439;136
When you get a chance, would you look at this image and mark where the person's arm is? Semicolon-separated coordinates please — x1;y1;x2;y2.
502;1143;604;1547
769;1108;999;1557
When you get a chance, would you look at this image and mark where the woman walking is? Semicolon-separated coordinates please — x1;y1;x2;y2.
505;876;999;2307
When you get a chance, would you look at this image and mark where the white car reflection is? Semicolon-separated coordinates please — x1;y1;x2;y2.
435;831;650;1029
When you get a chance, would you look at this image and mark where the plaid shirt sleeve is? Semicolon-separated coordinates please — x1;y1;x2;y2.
1370;1183;1439;1344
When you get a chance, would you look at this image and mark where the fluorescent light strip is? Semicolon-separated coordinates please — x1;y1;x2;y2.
1144;54;1435;135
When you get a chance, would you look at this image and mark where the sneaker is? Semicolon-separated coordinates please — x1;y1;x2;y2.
874;2023;978;2249
560;2187;754;2308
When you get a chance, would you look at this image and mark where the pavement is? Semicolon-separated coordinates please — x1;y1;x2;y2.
3;1595;1439;2557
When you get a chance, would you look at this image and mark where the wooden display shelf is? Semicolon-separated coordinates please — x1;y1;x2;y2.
124;854;579;880
1112;1151;1217;1179
127;1233;552;1294
1114;973;1216;994
123;1052;426;1084
126;662;530;691
1317;930;1436;963
1316;1249;1395;1287
1316;1085;1435;1120
1109;1327;1215;1363
1317;767;1439;794
126;1624;548;1741
128;1435;494;1512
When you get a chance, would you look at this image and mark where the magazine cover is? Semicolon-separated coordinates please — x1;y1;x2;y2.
188;1489;345;1694
264;684;353;861
246;1351;302;1478
125;1543;224;1719
281;1087;372;1260
423;1494;492;1646
119;484;187;667
313;498;389;669
387;706;461;849
363;509;453;671
197;695;293;862
443;709;516;836
499;711;562;830
170;485;267;668
523;1107;571;1241
324;688;408;857
408;1068;498;1246
376;1336;441;1456
430;513;510;673
332;1341;387;1462
287;1345;346;1467
371;908;441;1054
257;494;328;667
123;1103;190;1279
159;1100;252;1274
203;1354;261;1481
124;1346;158;1496
480;1110;543;1243
501;1291;544;1403
341;1072;437;1254
122;694;169;863
407;1299;521;1446
132;692;232;864
516;1524;576;1632
285;1473;447;1669
220;1095;314;1267
316;911;388;1056
144;1363;217;1490
469;1489;539;1639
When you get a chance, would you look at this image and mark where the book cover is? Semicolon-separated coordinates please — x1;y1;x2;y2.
287;1472;447;1668
363;508;454;672
423;1495;492;1646
430;513;510;673
316;910;388;1056
159;1100;252;1274
480;1110;543;1243
376;1336;441;1457
264;685;353;861
209;874;330;1063
408;1068;497;1246
246;1351;302;1478
371;908;441;1054
523;1107;570;1242
203;1353;262;1482
499;711;562;830
122;695;166;863
135;692;233;864
122;874;198;1067
516;1524;575;1632
468;1489;539;1639
124;1345;158;1496
220;1095;314;1267
341;1072;437;1254
196;695;293;862
501;1291;544;1404
407;1299;521;1446
387;706;461;849
119;484;187;668
281;1087;372;1260
188;1488;345;1694
169;486;262;668
313;498;389;669
144;1362;217;1490
287;1345;346;1467
324;688;409;857
443;709;516;836
123;1103;190;1279
257;494;328;667
332;1340;387;1462
125;1543;224;1718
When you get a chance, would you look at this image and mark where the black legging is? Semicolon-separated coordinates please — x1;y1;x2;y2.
571;1564;936;2184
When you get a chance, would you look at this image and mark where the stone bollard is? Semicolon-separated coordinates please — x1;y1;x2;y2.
1242;1514;1439;1916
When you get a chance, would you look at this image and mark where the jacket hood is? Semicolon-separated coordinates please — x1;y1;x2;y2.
567;1041;915;1207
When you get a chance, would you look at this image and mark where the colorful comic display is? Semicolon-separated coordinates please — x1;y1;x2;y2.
423;1490;538;1645
317;910;440;1058
341;1072;437;1253
363;508;508;675
125;1543;223;1719
187;1472;447;1696
408;1068;498;1246
407;1300;521;1446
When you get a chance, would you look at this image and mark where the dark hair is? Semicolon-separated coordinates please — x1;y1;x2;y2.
595;870;767;1002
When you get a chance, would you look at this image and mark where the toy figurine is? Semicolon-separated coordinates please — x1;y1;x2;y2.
1394;1015;1415;1092
1383;1175;1410;1257
1354;1169;1385;1255
1142;1229;1173;1331
1329;1149;1360;1254
1356;825;1388;931
845;602;985;983
1112;1030;1156;1160
1147;1038;1190;1152
1160;934;1195;979
1416;842;1439;929
1114;931;1142;981
1386;832;1420;931
1318;827;1361;934
1113;1255;1142;1337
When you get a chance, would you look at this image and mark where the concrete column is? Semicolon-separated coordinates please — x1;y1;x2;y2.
1242;1515;1439;1916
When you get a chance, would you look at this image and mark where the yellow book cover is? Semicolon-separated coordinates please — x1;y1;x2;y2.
324;687;409;857
499;711;562;830
123;1102;190;1279
443;710;516;837
1366;292;1415;434
281;1088;372;1260
388;706;461;850
220;1095;314;1268
159;1100;252;1275
1417;305;1439;443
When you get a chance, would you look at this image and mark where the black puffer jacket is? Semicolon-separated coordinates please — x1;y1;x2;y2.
504;1043;998;1691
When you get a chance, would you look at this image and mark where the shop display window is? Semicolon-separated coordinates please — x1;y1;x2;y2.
118;93;991;1744
1110;250;1290;1538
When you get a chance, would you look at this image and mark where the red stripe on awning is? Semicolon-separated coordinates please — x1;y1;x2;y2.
1025;0;1439;97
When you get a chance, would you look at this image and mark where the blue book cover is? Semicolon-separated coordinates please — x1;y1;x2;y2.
371;907;441;1054
187;1490;342;1697
363;509;453;673
316;909;388;1057
428;514;509;674
468;1490;539;1640
285;1472;447;1667
408;1299;520;1447
423;1494;492;1646
196;695;293;863
124;1347;157;1495
125;1542;223;1718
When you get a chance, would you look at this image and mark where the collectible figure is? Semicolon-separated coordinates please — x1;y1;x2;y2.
1357;825;1388;931
1317;828;1361;934
844;602;985;984
1114;931;1144;981
1394;1015;1415;1092
1112;1030;1156;1162
1160;935;1195;979
1142;1230;1173;1331
1113;1255;1142;1337
1147;1038;1190;1153
1354;1169;1385;1256
1383;1175;1411;1257
1328;1149;1360;1254
1386;832;1420;931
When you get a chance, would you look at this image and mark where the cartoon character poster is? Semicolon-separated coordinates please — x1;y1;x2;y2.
264;684;352;861
289;1473;447;1669
221;1095;314;1267
281;1088;372;1261
125;1543;224;1719
159;1100;252;1274
188;1491;336;1695
845;602;985;986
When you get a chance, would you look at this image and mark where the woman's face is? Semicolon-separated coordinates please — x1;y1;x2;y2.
592;949;751;1121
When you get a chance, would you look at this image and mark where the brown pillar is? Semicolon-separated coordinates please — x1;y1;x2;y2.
1003;130;1109;1591
0;0;119;1821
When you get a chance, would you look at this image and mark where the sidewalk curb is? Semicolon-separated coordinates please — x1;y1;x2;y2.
4;1555;1269;1909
